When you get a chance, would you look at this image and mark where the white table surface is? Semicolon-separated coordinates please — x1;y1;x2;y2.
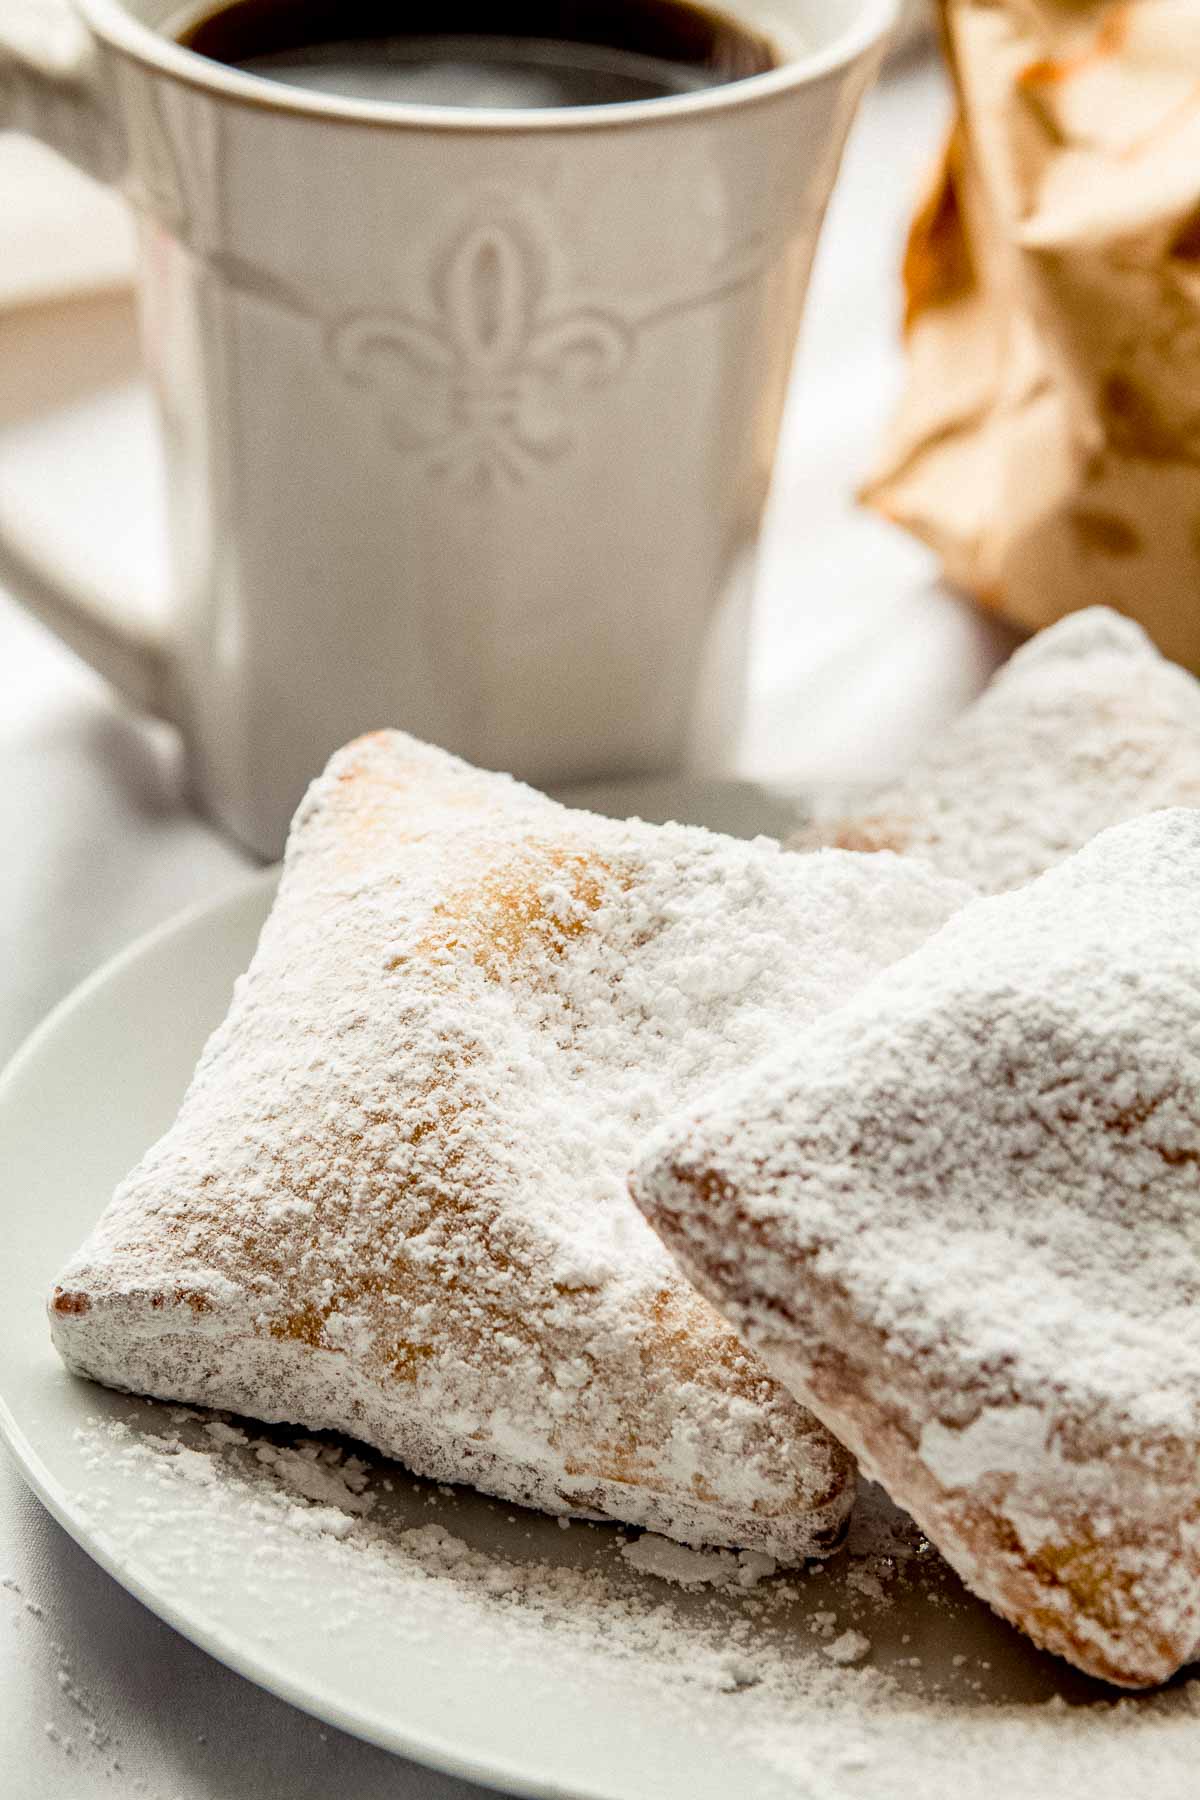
0;54;1016;1798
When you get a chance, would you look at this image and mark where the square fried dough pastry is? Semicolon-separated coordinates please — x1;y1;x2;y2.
792;607;1200;894
635;809;1200;1679
50;731;971;1560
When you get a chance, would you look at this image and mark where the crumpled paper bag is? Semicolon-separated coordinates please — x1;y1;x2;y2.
866;0;1200;668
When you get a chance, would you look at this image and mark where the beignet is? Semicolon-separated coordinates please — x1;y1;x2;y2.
51;731;969;1558
636;809;1200;1678
792;608;1200;894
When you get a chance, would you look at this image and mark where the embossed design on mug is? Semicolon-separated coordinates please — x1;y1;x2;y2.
329;200;634;488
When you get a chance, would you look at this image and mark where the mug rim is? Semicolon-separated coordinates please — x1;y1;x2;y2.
77;0;900;132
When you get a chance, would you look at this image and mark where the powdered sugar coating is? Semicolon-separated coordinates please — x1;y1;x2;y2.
49;731;971;1560
792;608;1200;894
634;809;1200;1682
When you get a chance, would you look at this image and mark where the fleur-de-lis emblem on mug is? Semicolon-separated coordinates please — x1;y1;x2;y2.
329;204;635;489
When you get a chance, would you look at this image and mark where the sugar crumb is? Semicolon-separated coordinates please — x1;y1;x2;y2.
822;1630;872;1666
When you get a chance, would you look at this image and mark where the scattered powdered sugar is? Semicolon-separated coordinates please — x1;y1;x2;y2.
63;1402;1200;1799
50;730;973;1563
250;1440;374;1516
635;808;1200;1687
847;1566;886;1602
823;1629;873;1666
619;1534;778;1590
0;1573;161;1792
791;607;1200;894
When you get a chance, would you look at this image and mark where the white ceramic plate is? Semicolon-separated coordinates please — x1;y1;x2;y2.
3;793;1197;1800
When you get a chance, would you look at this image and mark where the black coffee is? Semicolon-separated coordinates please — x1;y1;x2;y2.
175;0;779;109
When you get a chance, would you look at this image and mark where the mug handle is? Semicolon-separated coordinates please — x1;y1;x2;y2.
1;2;171;718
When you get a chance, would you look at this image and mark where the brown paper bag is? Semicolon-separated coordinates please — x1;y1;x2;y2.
867;0;1200;667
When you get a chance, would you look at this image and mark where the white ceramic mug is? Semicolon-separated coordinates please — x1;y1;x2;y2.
1;0;895;858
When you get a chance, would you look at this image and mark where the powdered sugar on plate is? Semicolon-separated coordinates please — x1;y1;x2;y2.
619;1535;778;1590
67;1397;1200;1800
823;1629;873;1666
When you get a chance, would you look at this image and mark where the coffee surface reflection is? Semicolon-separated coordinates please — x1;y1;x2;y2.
175;0;780;108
